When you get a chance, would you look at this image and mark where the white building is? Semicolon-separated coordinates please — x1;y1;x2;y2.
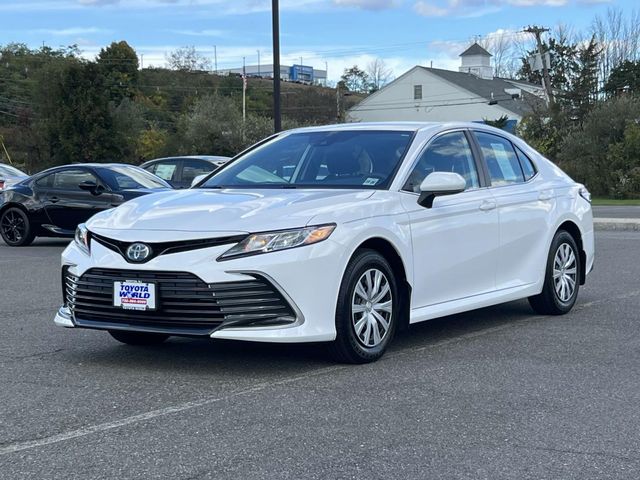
348;43;546;130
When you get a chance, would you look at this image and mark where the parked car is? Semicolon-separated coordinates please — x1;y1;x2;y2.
0;163;170;246
141;156;230;189
0;163;28;190
55;123;594;363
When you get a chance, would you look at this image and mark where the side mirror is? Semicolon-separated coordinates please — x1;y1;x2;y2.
190;174;208;188
418;172;466;208
79;180;103;196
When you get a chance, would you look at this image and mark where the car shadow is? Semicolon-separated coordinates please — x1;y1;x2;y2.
65;299;541;374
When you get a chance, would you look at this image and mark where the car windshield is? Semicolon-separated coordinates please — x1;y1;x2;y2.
0;164;26;177
200;130;414;189
99;166;169;190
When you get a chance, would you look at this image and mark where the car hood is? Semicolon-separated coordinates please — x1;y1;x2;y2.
88;188;374;239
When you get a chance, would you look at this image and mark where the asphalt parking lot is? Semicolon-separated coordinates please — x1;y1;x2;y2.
1;232;639;479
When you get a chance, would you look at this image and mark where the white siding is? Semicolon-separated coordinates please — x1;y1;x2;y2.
348;68;519;123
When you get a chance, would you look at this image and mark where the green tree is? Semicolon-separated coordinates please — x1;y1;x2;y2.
607;123;640;199
340;66;371;94
483;115;510;130
556;96;640;197
97;41;139;102
604;60;640;97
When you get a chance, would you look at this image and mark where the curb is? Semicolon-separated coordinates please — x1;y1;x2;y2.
594;218;640;231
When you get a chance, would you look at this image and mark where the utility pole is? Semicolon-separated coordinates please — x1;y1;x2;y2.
272;0;282;132
242;57;246;123
524;25;554;106
140;54;144;69
213;45;218;74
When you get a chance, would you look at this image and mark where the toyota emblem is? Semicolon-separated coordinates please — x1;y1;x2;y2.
126;243;151;262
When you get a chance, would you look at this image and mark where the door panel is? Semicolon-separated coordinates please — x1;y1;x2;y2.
401;130;499;308
401;191;499;308
472;131;554;289
40;169;108;231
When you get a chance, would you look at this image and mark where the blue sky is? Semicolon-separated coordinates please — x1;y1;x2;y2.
0;0;635;81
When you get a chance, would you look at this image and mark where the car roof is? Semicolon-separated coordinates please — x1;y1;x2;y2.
34;163;145;175
142;156;230;164
285;121;506;134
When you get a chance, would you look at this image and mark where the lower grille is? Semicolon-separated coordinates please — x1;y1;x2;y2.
64;268;297;336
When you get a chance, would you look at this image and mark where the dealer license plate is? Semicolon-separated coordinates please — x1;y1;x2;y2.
113;280;156;311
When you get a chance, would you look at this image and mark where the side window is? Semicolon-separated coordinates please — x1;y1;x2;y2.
150;161;179;182
35;174;53;188
51;170;97;190
475;132;525;186
403;132;480;193
182;160;214;185
414;85;422;100
514;145;537;181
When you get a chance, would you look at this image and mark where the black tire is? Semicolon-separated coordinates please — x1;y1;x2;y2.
528;230;581;315
108;330;169;346
0;207;36;246
328;249;399;364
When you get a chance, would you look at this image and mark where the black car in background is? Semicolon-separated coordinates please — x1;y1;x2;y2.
0;163;170;246
141;156;230;189
0;163;29;190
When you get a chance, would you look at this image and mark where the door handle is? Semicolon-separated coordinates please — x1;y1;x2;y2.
538;190;553;201
479;200;497;211
49;196;60;204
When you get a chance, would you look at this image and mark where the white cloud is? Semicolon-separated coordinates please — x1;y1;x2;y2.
30;27;112;36
414;1;448;16
167;29;225;37
332;0;401;10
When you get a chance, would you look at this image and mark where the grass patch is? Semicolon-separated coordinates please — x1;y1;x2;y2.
592;198;640;206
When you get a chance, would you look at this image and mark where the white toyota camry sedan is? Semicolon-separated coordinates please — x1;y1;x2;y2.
55;122;594;363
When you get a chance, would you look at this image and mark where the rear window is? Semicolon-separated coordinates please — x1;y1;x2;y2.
514;146;537;181
475;132;525;186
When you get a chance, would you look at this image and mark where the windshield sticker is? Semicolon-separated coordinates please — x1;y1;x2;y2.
363;177;379;186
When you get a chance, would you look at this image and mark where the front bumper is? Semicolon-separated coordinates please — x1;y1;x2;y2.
55;235;346;343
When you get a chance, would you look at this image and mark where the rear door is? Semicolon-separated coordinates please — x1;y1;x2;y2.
40;168;109;231
400;130;500;308
471;130;553;289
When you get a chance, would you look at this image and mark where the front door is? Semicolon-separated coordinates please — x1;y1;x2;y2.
400;130;500;308
41;168;109;232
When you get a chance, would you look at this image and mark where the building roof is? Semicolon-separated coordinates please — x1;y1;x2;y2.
459;43;492;57
419;67;542;117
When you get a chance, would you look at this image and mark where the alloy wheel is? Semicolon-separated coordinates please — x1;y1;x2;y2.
553;243;577;302
351;268;393;348
1;211;26;243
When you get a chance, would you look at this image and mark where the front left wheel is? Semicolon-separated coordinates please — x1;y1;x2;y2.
329;249;398;364
0;207;35;246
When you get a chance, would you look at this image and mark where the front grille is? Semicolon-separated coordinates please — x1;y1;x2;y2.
90;233;246;263
64;268;297;336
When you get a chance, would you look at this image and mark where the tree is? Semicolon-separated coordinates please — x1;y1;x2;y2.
165;46;211;72
604;60;640;96
556;96;640;197
36;61;118;164
340;66;370;94
483;115;510;130
366;59;393;91
97;41;139;102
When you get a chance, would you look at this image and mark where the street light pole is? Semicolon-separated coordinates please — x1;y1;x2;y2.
272;0;282;132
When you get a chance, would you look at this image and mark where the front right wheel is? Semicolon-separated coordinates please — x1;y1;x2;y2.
529;230;581;315
329;249;398;364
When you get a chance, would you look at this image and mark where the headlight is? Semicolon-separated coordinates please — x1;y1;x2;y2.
218;224;336;260
74;223;90;255
579;187;591;203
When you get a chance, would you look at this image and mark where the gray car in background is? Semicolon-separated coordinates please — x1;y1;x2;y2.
141;155;230;189
0;163;28;190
